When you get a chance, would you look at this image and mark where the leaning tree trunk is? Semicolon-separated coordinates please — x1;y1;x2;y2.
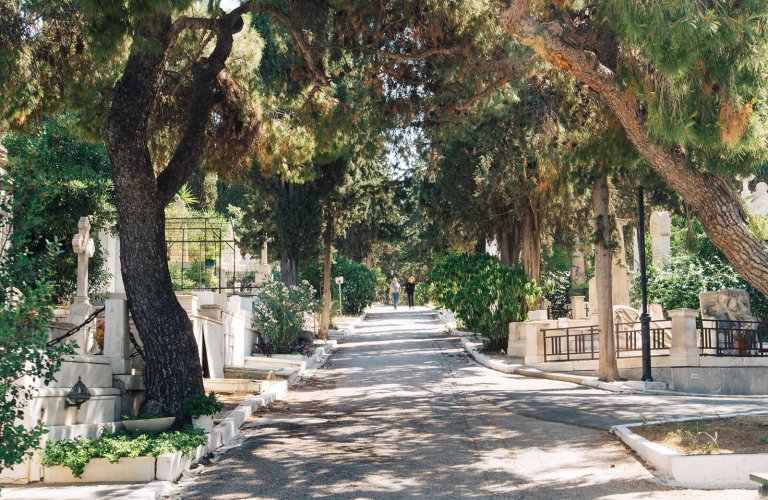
501;4;768;299
520;199;541;282
319;219;333;338
593;175;619;382
103;28;205;418
103;12;243;417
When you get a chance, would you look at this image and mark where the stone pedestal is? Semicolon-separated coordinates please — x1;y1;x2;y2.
668;308;700;366
571;296;586;320
104;299;131;374
507;322;526;357
523;321;554;364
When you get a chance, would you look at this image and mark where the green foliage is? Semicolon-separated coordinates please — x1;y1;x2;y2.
41;426;207;478
431;253;541;351
541;270;571;313
635;215;768;319
182;392;223;418
603;0;768;164
252;281;319;352
3;119;115;302
0;175;74;472
301;255;377;315
414;282;431;305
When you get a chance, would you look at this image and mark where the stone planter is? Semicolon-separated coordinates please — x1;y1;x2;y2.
122;416;176;433
43;456;155;483
192;415;214;433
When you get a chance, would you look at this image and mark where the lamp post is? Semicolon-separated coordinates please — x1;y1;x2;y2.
637;187;653;382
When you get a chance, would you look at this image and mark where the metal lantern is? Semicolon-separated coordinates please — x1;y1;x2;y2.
64;376;91;409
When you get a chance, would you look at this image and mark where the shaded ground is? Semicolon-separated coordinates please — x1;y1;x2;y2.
170;307;760;499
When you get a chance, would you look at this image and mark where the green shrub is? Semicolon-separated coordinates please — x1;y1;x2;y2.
414;281;431;305
634;253;768;320
252;281;319;352
541;269;571;312
431;253;541;351
41;427;207;477
301;255;377;315
182;392;224;417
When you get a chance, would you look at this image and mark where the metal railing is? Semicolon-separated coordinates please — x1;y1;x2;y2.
47;307;105;348
614;321;670;358
547;306;571;320
542;326;599;362
698;319;768;357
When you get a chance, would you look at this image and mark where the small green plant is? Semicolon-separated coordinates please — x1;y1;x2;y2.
182;392;224;418
758;435;768;444
41;426;207;477
252;281;319;353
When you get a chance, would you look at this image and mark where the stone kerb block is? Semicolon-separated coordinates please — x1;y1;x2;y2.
668;308;700;366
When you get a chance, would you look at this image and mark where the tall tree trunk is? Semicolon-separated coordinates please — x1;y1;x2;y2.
280;247;298;286
498;219;523;266
319;218;333;338
593;175;619;382
501;4;768;299
520;199;541;282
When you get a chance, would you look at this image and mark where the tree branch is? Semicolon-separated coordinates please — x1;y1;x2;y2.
157;13;244;203
499;0;768;297
375;46;466;63
253;4;330;85
169;16;220;44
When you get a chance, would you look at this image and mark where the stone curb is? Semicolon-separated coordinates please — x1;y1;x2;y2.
610;412;768;488
459;337;634;394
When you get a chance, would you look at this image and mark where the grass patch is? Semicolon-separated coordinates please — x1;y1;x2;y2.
632;416;768;455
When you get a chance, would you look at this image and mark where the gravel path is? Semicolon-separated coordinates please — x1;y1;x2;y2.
170;308;759;499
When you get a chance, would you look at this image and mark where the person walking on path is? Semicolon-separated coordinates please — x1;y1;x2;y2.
404;276;416;309
389;277;401;309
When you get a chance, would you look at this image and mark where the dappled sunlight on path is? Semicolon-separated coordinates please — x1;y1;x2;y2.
172;308;758;499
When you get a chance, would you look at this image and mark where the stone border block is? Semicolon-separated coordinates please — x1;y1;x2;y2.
612;413;768;487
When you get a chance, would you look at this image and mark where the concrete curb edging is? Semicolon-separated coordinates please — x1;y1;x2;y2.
459;337;630;394
611;414;768;488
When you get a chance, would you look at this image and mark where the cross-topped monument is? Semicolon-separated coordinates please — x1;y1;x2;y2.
70;216;95;319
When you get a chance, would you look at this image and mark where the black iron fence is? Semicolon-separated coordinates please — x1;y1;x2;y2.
542;322;671;362
698;319;768;357
614;321;670;358
542;326;599;362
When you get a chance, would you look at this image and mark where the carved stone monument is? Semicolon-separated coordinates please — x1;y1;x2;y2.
649;211;671;266
69;216;95;320
699;288;756;322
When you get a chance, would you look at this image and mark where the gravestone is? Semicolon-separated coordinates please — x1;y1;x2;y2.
612;219;631;306
649;211;671;266
570;243;586;285
98;229;125;298
700;289;756;322
748;182;768;216
252;241;272;285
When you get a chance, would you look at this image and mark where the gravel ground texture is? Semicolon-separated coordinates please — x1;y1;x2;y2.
169;307;762;499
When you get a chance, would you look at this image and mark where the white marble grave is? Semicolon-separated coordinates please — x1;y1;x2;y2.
649;211;671;266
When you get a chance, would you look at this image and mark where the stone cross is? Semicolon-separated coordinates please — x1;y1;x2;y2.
71;216;95;304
